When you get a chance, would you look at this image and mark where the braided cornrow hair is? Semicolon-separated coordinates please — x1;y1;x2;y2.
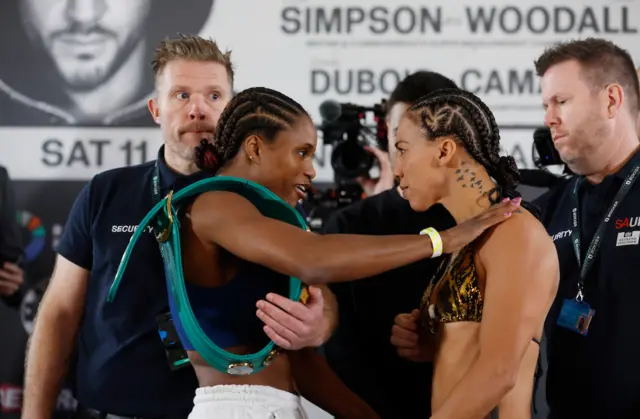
194;87;309;173
406;88;520;204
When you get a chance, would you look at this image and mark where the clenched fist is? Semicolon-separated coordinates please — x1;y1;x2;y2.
390;309;434;363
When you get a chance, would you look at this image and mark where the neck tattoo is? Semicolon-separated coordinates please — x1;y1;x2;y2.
455;161;489;197
454;161;523;213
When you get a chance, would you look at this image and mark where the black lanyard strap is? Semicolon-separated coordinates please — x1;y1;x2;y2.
570;164;640;300
152;162;162;204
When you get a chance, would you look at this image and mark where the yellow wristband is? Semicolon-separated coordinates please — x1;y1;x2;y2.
420;227;443;258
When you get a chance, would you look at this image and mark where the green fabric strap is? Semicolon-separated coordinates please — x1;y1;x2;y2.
107;175;308;375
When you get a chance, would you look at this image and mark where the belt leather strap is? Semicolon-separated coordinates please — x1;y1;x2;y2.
107;175;309;375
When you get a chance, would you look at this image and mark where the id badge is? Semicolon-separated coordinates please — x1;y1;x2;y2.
556;299;595;336
155;312;191;371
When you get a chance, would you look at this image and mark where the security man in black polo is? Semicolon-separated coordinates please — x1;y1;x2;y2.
60;147;205;416
538;153;640;418
534;38;640;418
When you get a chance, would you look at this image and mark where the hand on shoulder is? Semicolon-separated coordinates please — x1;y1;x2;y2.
479;206;559;295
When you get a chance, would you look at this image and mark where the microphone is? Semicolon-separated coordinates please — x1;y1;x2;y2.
318;100;373;123
533;127;563;166
319;100;342;123
533;127;551;143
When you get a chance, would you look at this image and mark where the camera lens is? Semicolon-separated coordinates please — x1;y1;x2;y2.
331;141;373;179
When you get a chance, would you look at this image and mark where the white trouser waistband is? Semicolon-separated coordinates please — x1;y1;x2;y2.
189;385;307;419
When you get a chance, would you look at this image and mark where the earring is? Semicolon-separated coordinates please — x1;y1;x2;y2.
249;156;254;162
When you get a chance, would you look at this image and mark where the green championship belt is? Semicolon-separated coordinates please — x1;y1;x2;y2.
107;176;309;375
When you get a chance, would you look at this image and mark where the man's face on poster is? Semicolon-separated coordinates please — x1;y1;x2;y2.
19;0;152;91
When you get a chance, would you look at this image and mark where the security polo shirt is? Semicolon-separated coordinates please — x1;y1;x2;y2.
56;146;207;416
538;149;640;419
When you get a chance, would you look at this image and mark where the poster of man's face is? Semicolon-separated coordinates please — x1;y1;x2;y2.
22;0;152;92
0;0;214;127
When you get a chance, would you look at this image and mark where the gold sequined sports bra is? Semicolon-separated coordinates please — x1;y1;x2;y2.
419;238;543;347
420;242;483;334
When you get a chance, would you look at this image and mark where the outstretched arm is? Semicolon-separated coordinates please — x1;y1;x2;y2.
430;216;559;419
189;191;520;285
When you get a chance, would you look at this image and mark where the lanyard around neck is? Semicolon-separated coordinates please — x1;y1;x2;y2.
152;162;162;205
569;165;640;300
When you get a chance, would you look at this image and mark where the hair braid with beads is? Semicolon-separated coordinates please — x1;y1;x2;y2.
406;88;520;203
194;87;309;173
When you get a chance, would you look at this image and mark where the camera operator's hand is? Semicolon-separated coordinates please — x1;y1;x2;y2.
356;145;395;197
0;262;24;296
440;197;521;254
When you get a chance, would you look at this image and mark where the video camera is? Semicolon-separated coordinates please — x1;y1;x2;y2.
519;126;572;189
318;99;388;183
301;99;389;232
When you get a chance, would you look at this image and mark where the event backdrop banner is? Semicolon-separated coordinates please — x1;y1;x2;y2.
0;0;638;417
0;0;638;182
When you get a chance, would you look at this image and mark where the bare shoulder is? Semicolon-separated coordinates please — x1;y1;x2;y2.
485;207;554;247
190;190;259;218
478;208;559;277
187;191;264;243
191;189;253;207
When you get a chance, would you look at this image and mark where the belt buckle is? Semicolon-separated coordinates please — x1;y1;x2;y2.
155;191;174;243
227;362;254;375
155;227;171;243
299;286;309;304
263;348;280;367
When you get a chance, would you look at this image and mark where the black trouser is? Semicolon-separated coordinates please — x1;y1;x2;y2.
74;405;189;419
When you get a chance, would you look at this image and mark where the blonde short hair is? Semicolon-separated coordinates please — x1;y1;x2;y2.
152;33;234;87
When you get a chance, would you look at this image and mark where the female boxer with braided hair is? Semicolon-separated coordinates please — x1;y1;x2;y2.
173;86;520;418
390;88;559;419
